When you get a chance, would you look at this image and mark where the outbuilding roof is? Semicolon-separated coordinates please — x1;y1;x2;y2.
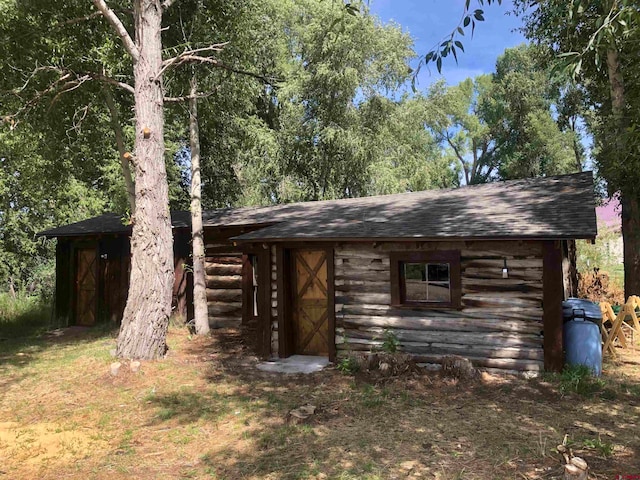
40;172;597;241
39;211;192;238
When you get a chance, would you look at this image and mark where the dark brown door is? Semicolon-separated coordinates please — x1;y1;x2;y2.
292;250;329;356
75;247;97;326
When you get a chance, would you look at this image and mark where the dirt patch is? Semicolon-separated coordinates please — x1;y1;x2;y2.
0;421;108;475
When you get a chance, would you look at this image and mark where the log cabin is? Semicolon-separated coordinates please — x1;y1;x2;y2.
40;172;597;372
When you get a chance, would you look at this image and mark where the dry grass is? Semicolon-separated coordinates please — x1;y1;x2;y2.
1;326;640;479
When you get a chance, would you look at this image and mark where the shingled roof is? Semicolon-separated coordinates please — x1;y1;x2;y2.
39;211;192;238
40;172;597;241
230;171;597;241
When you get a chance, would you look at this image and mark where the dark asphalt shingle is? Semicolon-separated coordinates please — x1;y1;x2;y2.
40;172;597;241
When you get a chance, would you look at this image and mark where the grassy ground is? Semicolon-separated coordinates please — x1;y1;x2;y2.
0;293;54;339
1;324;639;480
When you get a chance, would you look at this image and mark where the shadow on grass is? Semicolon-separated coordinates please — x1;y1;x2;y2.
0;322;118;369
193;375;640;480
145;390;233;424
173;328;640;479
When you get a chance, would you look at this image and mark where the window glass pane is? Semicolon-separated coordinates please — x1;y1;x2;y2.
428;282;450;302
404;263;427;302
427;263;449;282
251;256;258;287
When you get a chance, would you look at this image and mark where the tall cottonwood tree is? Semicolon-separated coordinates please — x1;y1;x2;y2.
514;0;640;296
92;0;174;359
423;45;578;185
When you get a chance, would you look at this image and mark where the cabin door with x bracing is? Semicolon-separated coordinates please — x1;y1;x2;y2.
291;249;330;356
74;246;98;326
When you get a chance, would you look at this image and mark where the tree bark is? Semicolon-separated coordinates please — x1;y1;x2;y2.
606;49;624;123
114;0;174;359
189;72;210;335
103;86;136;213
606;47;637;297
622;194;640;297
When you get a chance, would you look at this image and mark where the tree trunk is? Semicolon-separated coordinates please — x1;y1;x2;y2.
622;193;640;297
115;0;174;359
103;86;136;213
189;72;210;335
605;47;637;297
606;49;624;123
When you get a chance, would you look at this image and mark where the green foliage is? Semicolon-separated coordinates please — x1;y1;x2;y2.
0;0;601;300
230;0;434;205
423;45;579;184
337;356;359;375
582;436;614;457
576;224;623;287
514;0;640;292
420;0;503;79
556;364;605;397
382;329;399;354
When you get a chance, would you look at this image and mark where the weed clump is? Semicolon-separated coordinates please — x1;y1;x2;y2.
546;364;606;397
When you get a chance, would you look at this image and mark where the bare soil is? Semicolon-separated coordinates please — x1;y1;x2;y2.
0;326;639;479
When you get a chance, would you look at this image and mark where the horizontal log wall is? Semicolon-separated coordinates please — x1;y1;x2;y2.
204;227;262;330
335;241;545;372
205;254;243;328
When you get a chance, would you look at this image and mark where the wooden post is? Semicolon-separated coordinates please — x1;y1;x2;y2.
259;249;272;358
543;240;564;372
326;247;337;362
276;246;292;358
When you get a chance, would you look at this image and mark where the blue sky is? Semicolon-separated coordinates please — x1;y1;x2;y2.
368;0;527;89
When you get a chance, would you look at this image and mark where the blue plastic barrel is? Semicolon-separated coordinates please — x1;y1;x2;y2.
562;298;603;376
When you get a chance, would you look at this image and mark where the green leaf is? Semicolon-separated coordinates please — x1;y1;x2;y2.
474;10;485;21
463;16;471;27
454;40;464;51
457;27;465;36
436;56;442;73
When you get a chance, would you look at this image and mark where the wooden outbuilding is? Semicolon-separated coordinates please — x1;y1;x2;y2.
40;172;597;372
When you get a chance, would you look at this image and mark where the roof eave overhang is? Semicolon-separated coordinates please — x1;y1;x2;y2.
231;234;598;244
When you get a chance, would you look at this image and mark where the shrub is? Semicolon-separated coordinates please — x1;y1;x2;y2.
336;356;360;375
381;329;399;353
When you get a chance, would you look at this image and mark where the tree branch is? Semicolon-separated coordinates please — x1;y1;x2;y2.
164;54;280;85
4;66;134;125
93;0;140;63
164;88;219;102
5;72;74;122
59;11;103;26
104;86;136;212
157;43;228;79
85;72;135;94
445;132;470;184
162;0;178;11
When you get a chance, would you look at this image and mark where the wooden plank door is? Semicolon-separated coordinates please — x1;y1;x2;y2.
292;250;329;356
75;247;97;326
